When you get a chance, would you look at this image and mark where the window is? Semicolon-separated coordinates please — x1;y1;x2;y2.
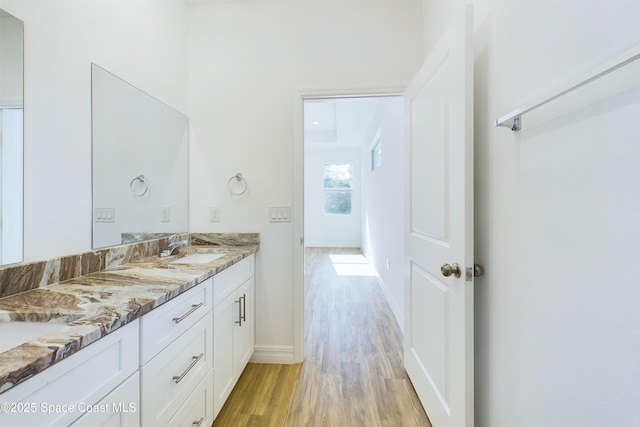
322;163;353;215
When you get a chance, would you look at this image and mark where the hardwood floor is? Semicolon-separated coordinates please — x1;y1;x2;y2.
212;247;431;427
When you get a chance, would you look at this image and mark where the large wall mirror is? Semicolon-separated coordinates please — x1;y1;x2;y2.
0;9;23;265
92;64;189;249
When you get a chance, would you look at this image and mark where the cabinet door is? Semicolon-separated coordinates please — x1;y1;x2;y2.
213;292;235;418
233;276;254;378
0;320;139;427
70;373;140;427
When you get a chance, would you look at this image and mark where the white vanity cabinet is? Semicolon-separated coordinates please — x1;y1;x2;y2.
0;319;140;427
212;255;255;418
139;278;214;427
0;252;256;427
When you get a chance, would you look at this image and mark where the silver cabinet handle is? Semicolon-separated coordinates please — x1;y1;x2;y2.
235;298;242;326
193;417;205;427
172;303;204;324
241;293;246;322
172;353;204;384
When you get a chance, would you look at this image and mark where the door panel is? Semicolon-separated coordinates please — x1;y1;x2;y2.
404;5;474;427
410;62;450;243
409;262;450;406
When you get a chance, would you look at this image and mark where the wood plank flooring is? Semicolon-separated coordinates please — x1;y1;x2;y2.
212;247;431;427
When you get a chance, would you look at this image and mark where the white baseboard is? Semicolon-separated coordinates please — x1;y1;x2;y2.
374;273;405;335
250;344;297;364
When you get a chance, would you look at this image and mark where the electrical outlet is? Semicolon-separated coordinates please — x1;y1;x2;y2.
210;207;221;222
160;206;171;222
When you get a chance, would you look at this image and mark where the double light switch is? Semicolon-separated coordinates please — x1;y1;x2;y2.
269;206;291;223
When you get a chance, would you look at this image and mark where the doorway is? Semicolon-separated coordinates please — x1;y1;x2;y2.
303;97;373;248
294;93;406;358
288;93;428;424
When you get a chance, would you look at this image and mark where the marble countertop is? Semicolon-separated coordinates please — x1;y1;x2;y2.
0;244;258;394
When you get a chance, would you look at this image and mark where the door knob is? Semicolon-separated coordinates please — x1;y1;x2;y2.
441;263;461;278
473;264;483;277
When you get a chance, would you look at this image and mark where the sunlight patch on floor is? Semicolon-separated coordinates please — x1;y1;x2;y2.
329;253;376;276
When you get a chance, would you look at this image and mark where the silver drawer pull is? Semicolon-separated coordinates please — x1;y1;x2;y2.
172;303;204;324
172;353;204;384
193;417;205;427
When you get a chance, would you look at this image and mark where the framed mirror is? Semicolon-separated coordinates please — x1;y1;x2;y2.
0;9;24;265
91;64;189;249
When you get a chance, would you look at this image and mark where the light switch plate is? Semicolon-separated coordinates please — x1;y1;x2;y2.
269;206;291;222
210;207;221;222
95;208;115;223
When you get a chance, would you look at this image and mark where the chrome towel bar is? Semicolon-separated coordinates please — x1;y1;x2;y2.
495;44;640;131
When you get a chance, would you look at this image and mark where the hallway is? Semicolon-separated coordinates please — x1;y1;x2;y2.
213;248;430;426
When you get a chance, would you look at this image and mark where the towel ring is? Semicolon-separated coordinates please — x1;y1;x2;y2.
227;173;247;196
130;174;149;197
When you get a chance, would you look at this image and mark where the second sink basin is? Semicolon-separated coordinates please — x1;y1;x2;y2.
0;322;67;354
169;252;227;265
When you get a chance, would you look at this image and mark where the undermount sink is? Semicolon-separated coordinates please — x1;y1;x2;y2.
0;322;67;354
169;252;227;265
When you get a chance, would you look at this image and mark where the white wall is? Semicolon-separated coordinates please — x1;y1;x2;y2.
360;96;405;329
423;0;640;425
304;146;361;247
0;0;188;261
187;0;423;358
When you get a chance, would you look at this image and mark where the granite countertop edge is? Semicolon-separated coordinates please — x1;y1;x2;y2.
0;244;258;395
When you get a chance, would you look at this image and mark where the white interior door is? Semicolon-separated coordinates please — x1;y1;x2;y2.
404;5;474;427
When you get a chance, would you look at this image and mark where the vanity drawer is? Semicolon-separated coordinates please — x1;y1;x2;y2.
140;311;213;427
167;368;214;427
139;278;212;364
213;255;254;306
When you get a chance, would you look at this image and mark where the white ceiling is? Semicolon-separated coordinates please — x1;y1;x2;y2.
304;97;385;148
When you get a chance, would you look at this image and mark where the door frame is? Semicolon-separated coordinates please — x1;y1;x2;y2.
292;87;405;363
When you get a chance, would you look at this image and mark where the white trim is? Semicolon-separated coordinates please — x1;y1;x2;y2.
293;86;406;365
292;91;305;364
250;345;296;364
374;273;405;335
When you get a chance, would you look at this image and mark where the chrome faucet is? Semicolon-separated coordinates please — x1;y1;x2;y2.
160;239;189;257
